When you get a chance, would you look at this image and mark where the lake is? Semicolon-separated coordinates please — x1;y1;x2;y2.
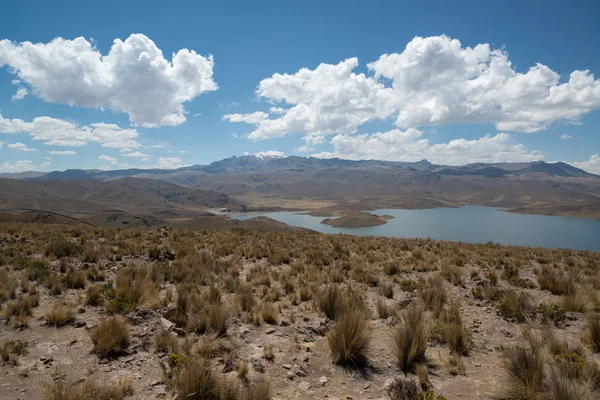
231;206;600;252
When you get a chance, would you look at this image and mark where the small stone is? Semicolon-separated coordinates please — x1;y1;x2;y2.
296;366;307;377
160;317;174;331
298;381;311;392
265;328;275;334
282;364;293;370
319;376;329;386
363;383;370;389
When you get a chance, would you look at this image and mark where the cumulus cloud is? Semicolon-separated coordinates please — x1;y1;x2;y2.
560;134;572;140
570;155;600;175
157;157;184;169
11;87;27;100
0;34;218;126
49;150;76;156
0;114;141;148
312;130;543;165
0;160;35;172
99;155;118;165
226;35;600;143
123;151;149;158
7;142;37;151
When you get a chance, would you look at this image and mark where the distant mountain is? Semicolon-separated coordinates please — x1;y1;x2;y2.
1;155;599;219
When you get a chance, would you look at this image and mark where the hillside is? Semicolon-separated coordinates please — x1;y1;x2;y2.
0;177;246;215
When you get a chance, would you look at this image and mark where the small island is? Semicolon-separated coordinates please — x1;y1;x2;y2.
321;212;394;227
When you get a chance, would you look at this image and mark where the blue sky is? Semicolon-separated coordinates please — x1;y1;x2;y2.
1;0;599;173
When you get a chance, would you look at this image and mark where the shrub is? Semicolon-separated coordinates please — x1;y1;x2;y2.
387;377;420;400
536;303;566;326
394;305;428;373
327;309;370;367
90;316;130;358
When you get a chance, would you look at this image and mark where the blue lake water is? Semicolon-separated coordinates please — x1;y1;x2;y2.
231;206;600;252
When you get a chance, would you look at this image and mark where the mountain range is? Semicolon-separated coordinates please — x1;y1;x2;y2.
1;156;599;220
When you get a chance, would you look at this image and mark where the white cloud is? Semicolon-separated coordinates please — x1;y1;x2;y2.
49;150;76;156
11;87;27;100
178;150;187;154
0;141;3;148
150;144;166;148
313;130;543;165
219;101;240;109
40;162;51;169
157;157;184;169
570;155;600;175
560;134;572;140
226;35;600;143
254;150;285;158
7;142;37;152
99;155;118;165
0;160;35;172
0;114;141;148
0;34;217;126
123;151;149;158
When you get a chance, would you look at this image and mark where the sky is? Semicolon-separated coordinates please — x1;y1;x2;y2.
0;0;599;174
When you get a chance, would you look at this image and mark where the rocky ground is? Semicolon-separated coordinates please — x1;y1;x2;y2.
1;224;599;400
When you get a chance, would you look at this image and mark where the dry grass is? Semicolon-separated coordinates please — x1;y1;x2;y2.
394;305;428;373
45;302;75;327
90;316;130;358
43;377;133;400
327;308;370;367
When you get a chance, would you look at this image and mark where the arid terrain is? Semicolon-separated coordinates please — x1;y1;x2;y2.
1;220;600;399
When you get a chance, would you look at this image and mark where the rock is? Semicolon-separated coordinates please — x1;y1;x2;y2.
319;376;329;386
73;319;86;328
222;358;235;373
296;366;307;377
160;317;174;331
265;327;275;334
298;381;311;392
287;371;295;380
282;364;293;370
280;319;290;327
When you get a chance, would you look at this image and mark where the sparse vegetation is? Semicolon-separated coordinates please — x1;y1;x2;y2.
1;222;600;399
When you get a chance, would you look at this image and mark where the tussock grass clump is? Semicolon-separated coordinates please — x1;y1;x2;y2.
318;284;365;321
588;313;600;352
90;316;130;358
1;340;27;364
440;263;464;286
498;290;535;322
85;285;103;306
167;357;271;400
418;274;447;318
536;266;574;295
44;238;82;259
261;302;278;325
502;333;546;400
562;286;595;313
327;309;370;367
45;302;74;327
386;377;420;400
394;305;428;373
155;329;179;354
43;377;133;400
